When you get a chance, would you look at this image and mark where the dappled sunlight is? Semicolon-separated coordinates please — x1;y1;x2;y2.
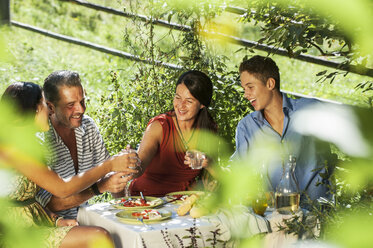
200;14;239;47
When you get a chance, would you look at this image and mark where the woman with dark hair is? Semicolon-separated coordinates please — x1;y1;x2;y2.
1;82;138;248
129;70;217;196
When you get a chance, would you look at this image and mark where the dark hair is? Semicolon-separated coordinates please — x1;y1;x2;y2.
1;82;42;114
43;70;82;105
239;55;280;90
176;70;217;132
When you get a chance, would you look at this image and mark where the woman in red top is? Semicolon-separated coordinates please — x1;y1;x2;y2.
130;70;217;196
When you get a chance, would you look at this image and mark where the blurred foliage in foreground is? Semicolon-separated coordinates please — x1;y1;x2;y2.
0;101;47;248
0;199;45;248
0;101;47;164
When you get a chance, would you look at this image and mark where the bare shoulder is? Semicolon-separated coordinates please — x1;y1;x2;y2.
138;120;163;160
145;120;163;134
144;121;163;145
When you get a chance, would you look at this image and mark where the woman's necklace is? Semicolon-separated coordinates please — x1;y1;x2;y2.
175;117;195;150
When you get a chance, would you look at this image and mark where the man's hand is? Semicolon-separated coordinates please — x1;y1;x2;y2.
109;151;140;173
97;172;132;194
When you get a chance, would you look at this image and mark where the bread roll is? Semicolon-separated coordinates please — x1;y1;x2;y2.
176;194;198;216
177;203;192;216
190;205;208;218
184;194;198;205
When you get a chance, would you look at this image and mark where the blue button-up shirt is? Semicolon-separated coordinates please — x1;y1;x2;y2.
233;93;333;203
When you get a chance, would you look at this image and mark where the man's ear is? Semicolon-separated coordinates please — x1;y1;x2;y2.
47;101;55;116
266;78;276;90
200;104;205;110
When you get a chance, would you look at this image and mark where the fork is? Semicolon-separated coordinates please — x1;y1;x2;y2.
140;192;146;203
115;197;132;206
137;217;153;230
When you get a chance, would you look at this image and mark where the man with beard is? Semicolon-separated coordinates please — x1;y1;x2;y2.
37;70;135;219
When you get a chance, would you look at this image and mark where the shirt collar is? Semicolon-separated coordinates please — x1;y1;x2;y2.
48;116;86;144
251;93;296;124
282;93;295;115
75;118;86;136
251;110;265;125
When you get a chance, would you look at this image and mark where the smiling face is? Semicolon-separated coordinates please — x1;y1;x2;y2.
173;83;204;123
240;71;274;111
49;85;86;129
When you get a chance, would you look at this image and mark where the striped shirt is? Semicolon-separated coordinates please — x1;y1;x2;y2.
36;115;110;219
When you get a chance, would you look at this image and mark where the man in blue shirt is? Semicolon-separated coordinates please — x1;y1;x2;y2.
234;55;334;205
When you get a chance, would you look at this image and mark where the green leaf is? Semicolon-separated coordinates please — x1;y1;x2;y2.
316;70;328;76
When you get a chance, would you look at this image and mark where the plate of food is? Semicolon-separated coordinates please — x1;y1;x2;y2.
116;209;172;224
165;191;205;204
111;196;163;209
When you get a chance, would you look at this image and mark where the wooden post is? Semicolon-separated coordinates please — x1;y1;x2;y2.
0;0;10;25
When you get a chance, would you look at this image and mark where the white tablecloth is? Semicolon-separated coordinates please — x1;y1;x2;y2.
77;202;232;248
77;202;311;248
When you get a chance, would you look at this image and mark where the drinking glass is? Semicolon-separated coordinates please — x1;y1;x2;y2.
121;148;141;197
252;194;268;216
265;191;275;211
121;148;141;169
186;150;206;169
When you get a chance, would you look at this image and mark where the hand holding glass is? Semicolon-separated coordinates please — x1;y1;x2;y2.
120;148;141;172
120;147;141;197
185;150;206;170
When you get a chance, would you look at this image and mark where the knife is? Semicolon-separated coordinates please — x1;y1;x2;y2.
155;195;183;208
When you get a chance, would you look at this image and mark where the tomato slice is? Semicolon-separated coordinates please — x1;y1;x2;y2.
131;212;142;217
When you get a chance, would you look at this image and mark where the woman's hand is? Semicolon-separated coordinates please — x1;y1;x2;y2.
201;157;209;168
56;218;79;227
184;153;209;169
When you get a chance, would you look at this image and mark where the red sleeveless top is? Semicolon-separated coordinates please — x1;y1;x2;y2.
130;112;201;196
